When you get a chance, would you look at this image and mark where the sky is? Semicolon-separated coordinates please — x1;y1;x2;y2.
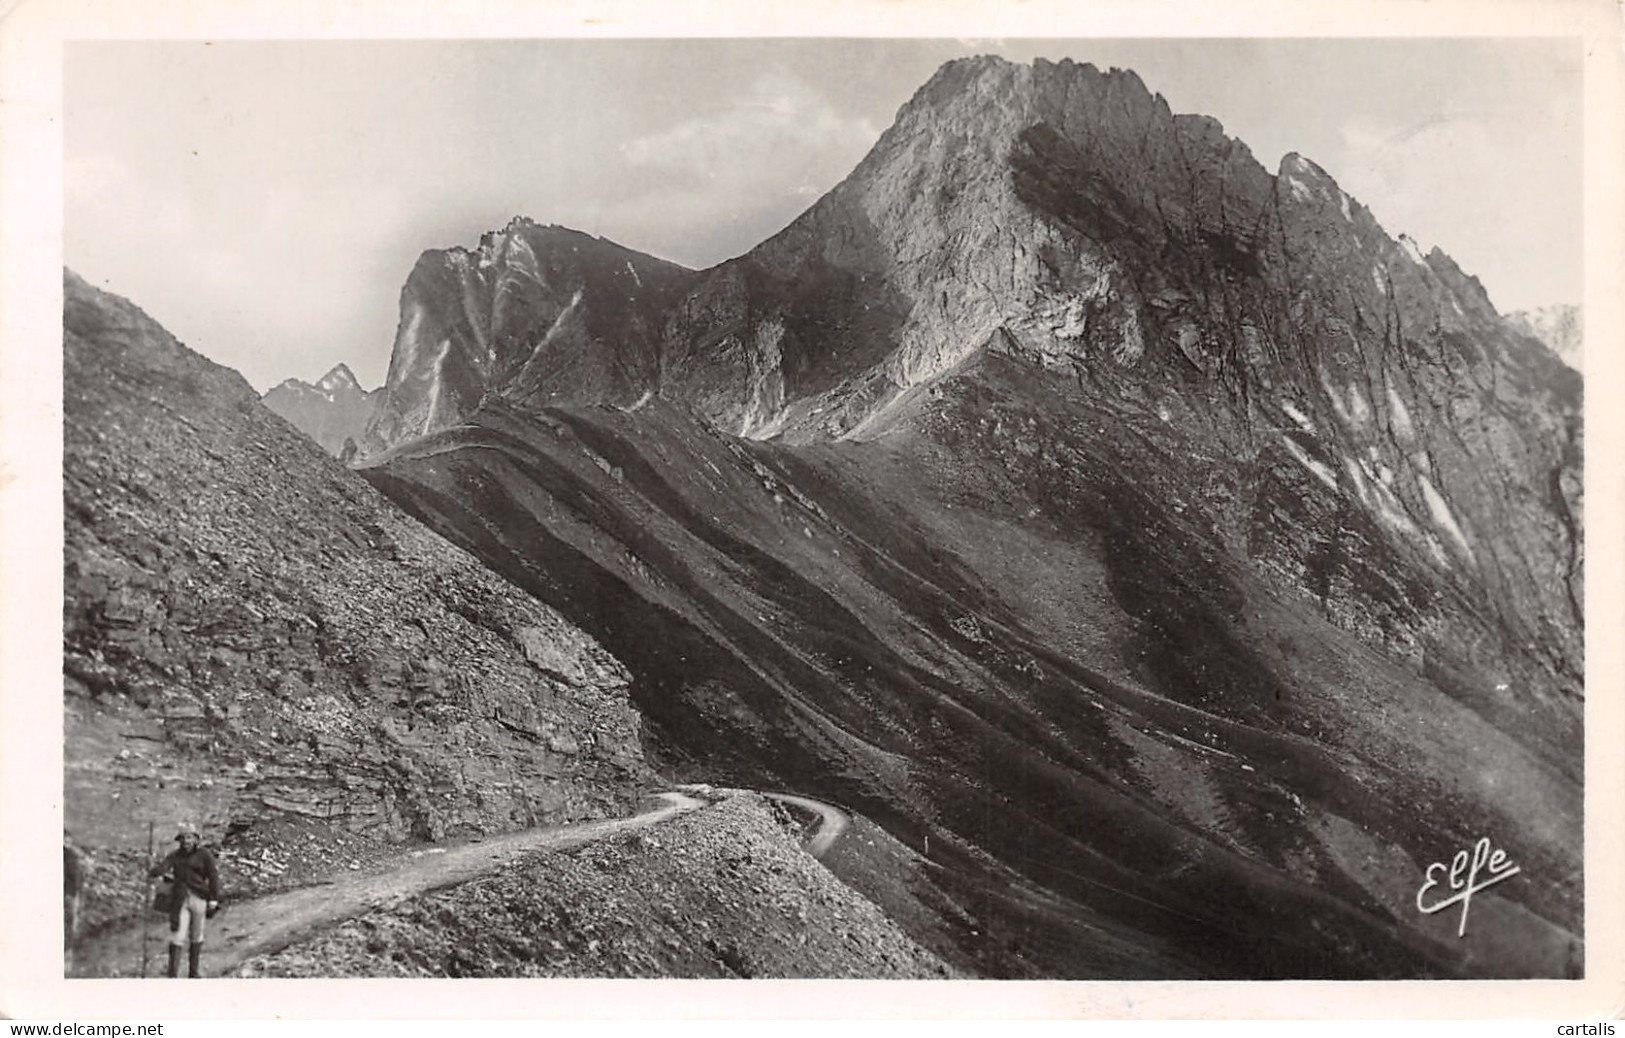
64;38;1582;393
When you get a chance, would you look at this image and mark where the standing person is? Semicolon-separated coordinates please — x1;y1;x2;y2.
148;823;221;978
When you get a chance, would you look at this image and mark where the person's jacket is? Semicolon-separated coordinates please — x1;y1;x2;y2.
149;845;221;904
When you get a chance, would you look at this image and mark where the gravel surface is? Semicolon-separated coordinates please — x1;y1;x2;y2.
233;792;954;979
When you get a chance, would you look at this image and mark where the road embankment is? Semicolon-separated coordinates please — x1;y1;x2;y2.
233;790;952;978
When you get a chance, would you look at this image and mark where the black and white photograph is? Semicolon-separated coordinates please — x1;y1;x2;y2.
3;0;1622;1022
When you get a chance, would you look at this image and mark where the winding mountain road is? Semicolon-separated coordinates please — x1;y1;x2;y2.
762;792;850;858
75;792;706;978
77;788;857;979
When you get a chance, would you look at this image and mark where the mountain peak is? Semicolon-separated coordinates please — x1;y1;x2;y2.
263;361;380;457
1279;151;1330;178
358;39;1586;969
901;53;1157;125
358;219;697;456
318;363;361;393
362;52;1538;452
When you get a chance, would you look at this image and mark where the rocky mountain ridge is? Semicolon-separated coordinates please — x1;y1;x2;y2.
359;222;692;458
354;55;1582;978
363;57;1582;704
364;57;1576;442
262;362;381;459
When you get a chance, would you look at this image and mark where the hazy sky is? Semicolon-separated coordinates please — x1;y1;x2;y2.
64;38;1581;392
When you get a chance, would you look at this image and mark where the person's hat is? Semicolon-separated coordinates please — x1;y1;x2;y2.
174;823;199;841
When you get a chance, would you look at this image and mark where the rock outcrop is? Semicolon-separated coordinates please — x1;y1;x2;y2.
261;363;380;459
360;221;692;458
63;270;649;966
357;57;1583;979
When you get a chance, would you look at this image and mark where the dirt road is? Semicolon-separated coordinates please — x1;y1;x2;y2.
762;792;849;858
75;792;706;978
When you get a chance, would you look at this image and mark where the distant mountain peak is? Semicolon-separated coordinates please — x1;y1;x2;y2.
263;361;381;457
317;362;361;393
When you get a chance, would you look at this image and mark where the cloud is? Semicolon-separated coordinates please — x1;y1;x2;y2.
594;69;883;266
620;69;880;201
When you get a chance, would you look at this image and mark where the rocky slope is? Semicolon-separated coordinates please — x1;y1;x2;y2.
231;791;953;979
357;57;1583;979
1506;304;1583;374
366;390;1580;979
261;363;381;459
63;270;649;966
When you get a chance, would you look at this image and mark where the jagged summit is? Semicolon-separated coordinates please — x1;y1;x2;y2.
269;362;369;398
360;55;1528;457
443;218;681;266
360;219;694;455
316;362;362;393
263;360;381;458
902;54;1158;117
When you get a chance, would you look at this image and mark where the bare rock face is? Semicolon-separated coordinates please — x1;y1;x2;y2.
360;220;692;458
63;270;649;950
357;56;1581;978
261;363;380;458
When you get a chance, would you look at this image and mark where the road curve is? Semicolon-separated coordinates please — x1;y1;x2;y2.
74;791;706;978
762;792;850;858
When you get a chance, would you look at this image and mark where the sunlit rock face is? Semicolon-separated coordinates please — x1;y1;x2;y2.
360;220;692;458
360;56;1581;978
